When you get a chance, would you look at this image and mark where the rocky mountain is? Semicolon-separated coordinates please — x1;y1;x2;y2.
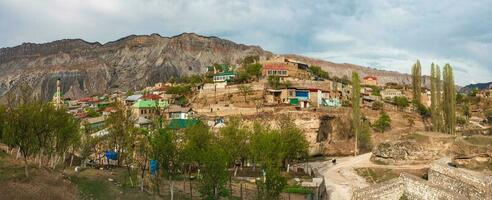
459;82;492;93
0;33;271;101
0;33;420;101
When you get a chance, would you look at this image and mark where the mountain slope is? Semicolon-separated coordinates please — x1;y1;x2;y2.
1;33;419;101
459;82;492;93
0;33;270;101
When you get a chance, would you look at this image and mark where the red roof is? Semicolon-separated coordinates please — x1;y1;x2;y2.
363;76;377;80
79;97;99;103
103;107;115;113
263;64;288;70
142;94;162;100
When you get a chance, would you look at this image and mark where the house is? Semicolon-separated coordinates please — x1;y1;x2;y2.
125;94;143;105
321;98;342;107
168;118;200;129
261;56;310;79
135;116;152;129
363;76;378;86
132;99;169;118
381;89;403;99
83;116;106;130
213;71;236;83
166;105;194;119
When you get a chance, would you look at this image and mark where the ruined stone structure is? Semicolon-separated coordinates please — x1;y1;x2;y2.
352;158;492;200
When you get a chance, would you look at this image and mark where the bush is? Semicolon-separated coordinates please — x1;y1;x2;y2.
166;85;192;95
283;186;313;194
373;111;391;133
309;65;329;79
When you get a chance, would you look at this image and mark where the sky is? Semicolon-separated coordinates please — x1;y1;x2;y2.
0;0;491;86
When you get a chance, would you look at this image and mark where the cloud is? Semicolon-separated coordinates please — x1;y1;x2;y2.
0;0;491;85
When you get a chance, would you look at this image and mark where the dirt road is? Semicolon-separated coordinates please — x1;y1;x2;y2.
309;153;429;200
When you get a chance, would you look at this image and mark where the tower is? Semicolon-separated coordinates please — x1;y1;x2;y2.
53;78;63;109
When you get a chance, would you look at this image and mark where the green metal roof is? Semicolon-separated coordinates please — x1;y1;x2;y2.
214;71;236;77
168;119;200;129
132;100;168;109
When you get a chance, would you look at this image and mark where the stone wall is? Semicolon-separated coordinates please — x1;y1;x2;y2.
428;159;492;200
353;157;491;200
351;178;404;200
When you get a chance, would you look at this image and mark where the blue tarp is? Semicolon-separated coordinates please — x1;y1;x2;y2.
150;160;159;176
105;151;118;160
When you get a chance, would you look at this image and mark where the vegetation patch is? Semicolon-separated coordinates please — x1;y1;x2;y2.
70;176;115;200
463;135;492;146
282;186;313;194
355;168;400;184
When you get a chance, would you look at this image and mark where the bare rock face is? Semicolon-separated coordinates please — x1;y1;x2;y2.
0;33;271;101
451;137;492;170
371;132;455;165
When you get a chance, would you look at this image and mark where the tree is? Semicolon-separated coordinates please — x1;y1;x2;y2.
238;84;253;102
245;63;263;79
411;60;422;104
268;76;281;89
182;123;212;165
358;121;373;153
150;128;181;199
256;167;287;200
107;101;135;166
393;96;410;111
373;111;391;133
3;103;40;177
430;64;444;132
309;65;329;79
198;143;230;200
442;64;456;135
0;105;5;142
242;55;260;66
218;118;250;176
277;114;308;171
351;72;361;156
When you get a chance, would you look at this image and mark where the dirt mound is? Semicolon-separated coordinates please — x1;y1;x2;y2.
371;132;455;165
0;150;78;200
452;136;492;170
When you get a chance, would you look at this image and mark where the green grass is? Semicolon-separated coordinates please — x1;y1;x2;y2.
282;186;313;194
0;151;25;182
355;168;399;184
464;135;492;146
69;176;115;200
405;133;429;143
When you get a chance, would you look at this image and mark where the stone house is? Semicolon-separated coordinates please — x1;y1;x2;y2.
132;99;168;118
166;105;194;119
261;56;310;79
381;89;403;100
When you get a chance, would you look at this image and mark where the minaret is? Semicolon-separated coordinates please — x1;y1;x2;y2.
53;78;63;109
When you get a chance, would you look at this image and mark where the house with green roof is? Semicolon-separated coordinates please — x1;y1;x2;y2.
213;71;236;83
132;99;169;118
168;118;201;130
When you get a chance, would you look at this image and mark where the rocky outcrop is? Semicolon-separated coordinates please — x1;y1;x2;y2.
0;33;271;101
371;132;455;165
451;136;492;170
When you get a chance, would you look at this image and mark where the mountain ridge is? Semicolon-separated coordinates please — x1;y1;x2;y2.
0;33;416;101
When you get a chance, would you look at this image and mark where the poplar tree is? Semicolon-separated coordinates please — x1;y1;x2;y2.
351;72;361;156
442;64;456;135
430;63;444;132
412;60;422;104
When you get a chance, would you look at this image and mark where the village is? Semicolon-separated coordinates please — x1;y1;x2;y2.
35;55;492;200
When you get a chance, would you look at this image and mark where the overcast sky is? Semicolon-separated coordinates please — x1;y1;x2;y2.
1;0;491;85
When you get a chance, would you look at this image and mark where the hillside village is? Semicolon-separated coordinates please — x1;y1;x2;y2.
2;53;492;200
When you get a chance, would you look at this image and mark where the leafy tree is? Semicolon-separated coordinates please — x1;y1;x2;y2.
373;111;391;133
268;76;281;89
411;60;422;104
198;143;230;200
357;121;373;153
430;64;444;132
166;85;192;95
256;167;287;200
242;55;260;66
351;72;361;156
245;63;263;79
86;108;101;117
309;65;329;79
238;84;253;102
443;64;456;135
249;123;285;169
393;96;410;111
182;123;212;165
277;114;308;170
218;118;249;175
150;128;181;199
106;101;135;167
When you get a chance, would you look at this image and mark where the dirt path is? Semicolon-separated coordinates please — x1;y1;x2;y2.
309;153;429;200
